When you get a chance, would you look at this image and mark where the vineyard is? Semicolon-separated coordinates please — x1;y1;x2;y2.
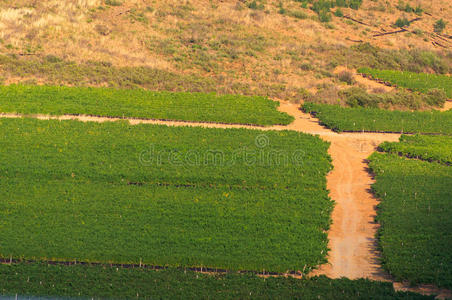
302;102;452;134
379;135;452;165
358;68;452;98
369;149;452;289
0;118;332;273
0;263;431;299
0;85;293;126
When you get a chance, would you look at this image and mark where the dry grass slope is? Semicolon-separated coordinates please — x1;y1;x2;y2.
0;0;450;102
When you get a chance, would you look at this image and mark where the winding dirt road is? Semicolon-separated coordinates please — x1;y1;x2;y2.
1;101;450;298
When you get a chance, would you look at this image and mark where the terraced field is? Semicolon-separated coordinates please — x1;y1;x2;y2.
378;135;452;165
370;137;452;289
0;117;332;273
302;102;452;134
0;263;432;299
0;95;448;298
358;68;452;98
0;85;293;126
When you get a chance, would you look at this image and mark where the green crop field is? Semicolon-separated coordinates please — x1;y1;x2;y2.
0;85;293;126
0;263;432;299
369;149;452;289
358;68;452;98
302;102;452;134
0;118;332;273
379;135;452;165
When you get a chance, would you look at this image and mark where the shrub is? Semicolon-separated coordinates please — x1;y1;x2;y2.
394;17;410;28
422;88;447;107
290;10;308;19
247;0;264;10
318;10;332;22
105;0;122;6
434;19;447;33
334;8;344;17
336;70;355;85
339;86;445;110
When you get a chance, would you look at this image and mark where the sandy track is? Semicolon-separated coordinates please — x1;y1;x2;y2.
442;100;452;112
1;103;450;298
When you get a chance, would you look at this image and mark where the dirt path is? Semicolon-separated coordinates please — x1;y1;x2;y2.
441;100;452;112
1;103;450;298
0;105;401;280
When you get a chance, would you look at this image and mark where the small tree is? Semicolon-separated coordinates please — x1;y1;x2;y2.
434;19;447;33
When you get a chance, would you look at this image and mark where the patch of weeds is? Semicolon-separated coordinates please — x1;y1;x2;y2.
289;10;308;19
95;24;111;36
434;19;447;34
394;17;410;28
128;8;149;24
334;8;343;17
336;70;355;85
247;0;265;10
105;0;122;6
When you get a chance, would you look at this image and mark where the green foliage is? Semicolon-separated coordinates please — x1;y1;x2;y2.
302;102;452;134
289;10;308;19
394;17;410;28
396;2;422;15
358;68;452;98
311;0;362;13
369;151;452;288
247;0;264;10
434;19;447;33
318;10;332;22
309;0;362;22
0;118;332;273
0;85;293;126
378;135;452;165
0;263;432;299
334;8;344;17
348;44;451;74
0;54;221;93
414;6;423;15
340;87;447;110
105;0;122;6
336;70;355;85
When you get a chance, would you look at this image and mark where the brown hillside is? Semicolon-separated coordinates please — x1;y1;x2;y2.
0;0;450;103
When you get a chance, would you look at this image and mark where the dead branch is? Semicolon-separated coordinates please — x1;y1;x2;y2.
373;29;407;37
343;15;371;26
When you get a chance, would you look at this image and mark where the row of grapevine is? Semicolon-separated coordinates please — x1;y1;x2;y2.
302;102;452;134
369;148;452;289
0;118;332;274
358;68;452;98
379;135;452;165
0;84;294;126
0;263;429;299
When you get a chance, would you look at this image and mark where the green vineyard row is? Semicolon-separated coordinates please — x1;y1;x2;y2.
369;152;452;289
0;263;431;299
0;84;293;126
302;102;452;134
358;68;452;98
379;135;452;165
0;118;332;273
